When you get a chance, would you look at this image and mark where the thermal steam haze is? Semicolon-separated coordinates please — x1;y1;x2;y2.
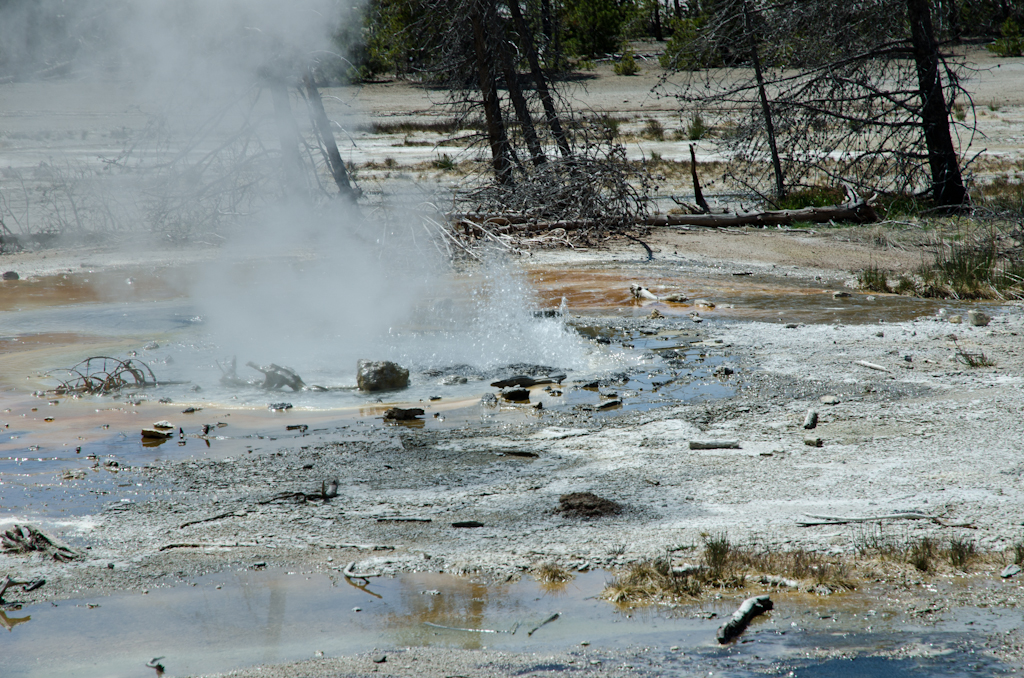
0;0;598;383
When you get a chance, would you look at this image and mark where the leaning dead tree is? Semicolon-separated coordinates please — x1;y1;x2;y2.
404;0;650;234
662;0;972;207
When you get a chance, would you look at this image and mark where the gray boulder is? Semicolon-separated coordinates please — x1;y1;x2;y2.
357;360;409;392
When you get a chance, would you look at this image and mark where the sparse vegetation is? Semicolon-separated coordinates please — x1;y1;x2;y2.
604;558;703;604
954;340;996;368
701;532;732;579
909;537;936;572
949;534;977;570
534;562;574;585
613;51;640;76
858;265;893;294
776;186;844;210
433;153;457;171
683;113;708;141
642;119;664;140
988;18;1024;57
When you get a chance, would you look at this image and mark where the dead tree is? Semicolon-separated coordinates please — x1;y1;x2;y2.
661;0;974;206
302;68;358;202
906;0;968;206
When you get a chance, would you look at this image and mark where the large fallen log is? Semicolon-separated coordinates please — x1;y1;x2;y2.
451;192;877;235
643;199;877;227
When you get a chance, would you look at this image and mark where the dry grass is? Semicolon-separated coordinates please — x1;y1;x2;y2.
534;562;575;585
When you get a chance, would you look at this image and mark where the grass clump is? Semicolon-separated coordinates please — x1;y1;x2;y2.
858;265;893;293
776;186;845;210
613;51;641;76
909;537;936;572
1013;536;1024;565
681;113;708;141
534;562;574;585
917;232;1024;301
949;534;977;571
954;339;996;368
604;558;702;604
432;153;456;171
642;119;665;140
702;532;732;579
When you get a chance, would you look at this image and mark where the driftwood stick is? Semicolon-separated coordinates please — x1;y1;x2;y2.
527;612;560;636
179;510;247;529
798;513;975;528
717;594;773;643
376;517;432;523
343;561;382;579
158;543;255;551
423;621;501;634
855;360;890;372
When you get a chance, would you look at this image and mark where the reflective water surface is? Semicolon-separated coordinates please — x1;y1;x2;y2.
3;569;1015;678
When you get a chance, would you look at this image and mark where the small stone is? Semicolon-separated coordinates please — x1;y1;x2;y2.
948;315;962;324
694;299;715;309
372;655;387;664
357;360;409;392
875;331;884;337
803;410;818;430
713;365;734;376
2;271;20;281
832;291;852;298
649;309;663;319
580;641;590;646
804;436;823;447
153;420;173;429
268;402;293;411
1001;564;1021;579
967;310;990;327
865;295;876;301
819;395;840;405
785;323;799;329
501;387;530;402
441;375;467;385
144;342;160;350
353;607;362;612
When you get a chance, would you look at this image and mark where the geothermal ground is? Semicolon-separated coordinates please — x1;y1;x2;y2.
2;47;1024;678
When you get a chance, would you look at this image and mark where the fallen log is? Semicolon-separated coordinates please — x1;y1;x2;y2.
717;594;773;643
644;198;876;227
689;439;740;450
452;189;877;234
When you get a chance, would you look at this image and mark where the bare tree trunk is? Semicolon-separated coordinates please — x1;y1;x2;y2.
269;82;306;199
906;0;968;206
507;0;571;158
470;3;513;184
496;33;546;167
302;70;358;202
653;0;663;41
742;1;785;201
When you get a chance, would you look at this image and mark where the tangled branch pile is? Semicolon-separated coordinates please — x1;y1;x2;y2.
50;356;157;395
1;524;81;562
